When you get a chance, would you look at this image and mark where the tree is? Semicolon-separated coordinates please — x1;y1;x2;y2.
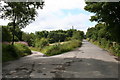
22;32;35;46
8;22;23;41
72;31;84;40
47;30;67;43
0;1;44;45
35;30;49;39
66;29;76;37
35;38;48;48
2;26;12;42
85;2;120;43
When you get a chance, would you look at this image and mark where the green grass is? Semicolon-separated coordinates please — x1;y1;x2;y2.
29;47;42;52
14;43;32;56
88;39;120;57
2;43;32;62
29;40;82;56
41;40;82;56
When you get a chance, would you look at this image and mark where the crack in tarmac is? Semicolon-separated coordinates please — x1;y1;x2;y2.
29;62;35;78
2;40;118;78
51;56;83;78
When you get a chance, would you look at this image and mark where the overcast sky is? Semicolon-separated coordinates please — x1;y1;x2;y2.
0;0;97;33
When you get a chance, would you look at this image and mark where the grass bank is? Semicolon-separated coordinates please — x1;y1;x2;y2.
87;38;120;57
30;40;82;56
2;43;32;62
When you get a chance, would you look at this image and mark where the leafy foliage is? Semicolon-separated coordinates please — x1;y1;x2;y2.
2;26;23;41
1;2;44;28
0;1;44;44
2;43;31;62
85;2;120;43
22;32;35;46
35;38;49;48
22;29;84;46
14;43;32;56
72;31;84;41
41;40;82;56
2;26;12;42
35;30;49;39
47;31;66;43
85;2;120;56
86;23;120;56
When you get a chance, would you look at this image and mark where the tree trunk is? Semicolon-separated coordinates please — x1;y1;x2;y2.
11;12;16;45
11;24;15;45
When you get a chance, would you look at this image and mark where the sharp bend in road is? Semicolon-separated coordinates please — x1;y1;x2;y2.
2;40;118;78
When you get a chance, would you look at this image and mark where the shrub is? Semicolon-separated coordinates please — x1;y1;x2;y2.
113;43;120;56
35;38;49;48
99;38;107;48
105;40;111;49
2;26;12;42
2;44;19;62
41;40;82;56
65;37;72;41
14;43;32;56
89;38;120;57
41;44;61;56
72;31;83;41
2;43;32;62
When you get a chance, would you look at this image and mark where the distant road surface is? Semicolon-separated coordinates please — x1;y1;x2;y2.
2;40;118;78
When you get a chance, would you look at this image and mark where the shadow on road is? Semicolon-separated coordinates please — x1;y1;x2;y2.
2;57;118;79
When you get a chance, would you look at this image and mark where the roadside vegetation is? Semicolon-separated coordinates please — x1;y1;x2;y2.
2;43;31;62
27;29;84;56
86;24;120;56
85;2;120;56
41;40;82;56
2;25;84;61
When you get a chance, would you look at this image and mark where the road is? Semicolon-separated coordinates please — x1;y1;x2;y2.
2;40;118;78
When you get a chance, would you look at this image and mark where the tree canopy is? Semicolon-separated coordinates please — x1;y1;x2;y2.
85;2;120;43
0;1;44;44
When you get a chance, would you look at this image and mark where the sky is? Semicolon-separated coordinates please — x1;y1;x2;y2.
0;0;97;33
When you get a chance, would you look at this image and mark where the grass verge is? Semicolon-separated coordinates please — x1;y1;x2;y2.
41;40;82;56
29;40;82;56
2;43;32;62
87;38;120;57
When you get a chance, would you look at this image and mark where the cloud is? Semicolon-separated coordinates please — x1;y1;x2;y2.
21;0;97;33
39;0;86;12
0;0;96;33
22;11;96;33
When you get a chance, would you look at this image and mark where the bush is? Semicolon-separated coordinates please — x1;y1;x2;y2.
2;26;12;42
35;38;49;48
22;33;35;46
65;37;72;41
2;44;19;62
2;43;32;62
41;40;82;56
105;40;111;49
89;38;120;57
14;43;32;56
112;43;120;56
72;31;84;41
42;44;61;56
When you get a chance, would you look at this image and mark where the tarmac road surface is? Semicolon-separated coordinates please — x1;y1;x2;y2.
2;40;118;78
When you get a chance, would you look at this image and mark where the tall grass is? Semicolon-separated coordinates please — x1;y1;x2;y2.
2;43;32;62
88;38;120;56
41;40;82;56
